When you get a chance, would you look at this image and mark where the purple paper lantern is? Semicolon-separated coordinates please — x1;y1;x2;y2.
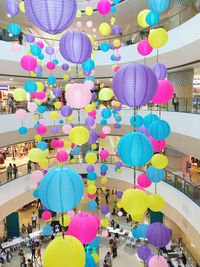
25;34;35;43
87;165;95;172
34;65;43;74
59;30;92;64
112;25;122;35
87;130;98;145
62;63;69;71
100;204;109;215
60;105;72;117
152;63;167;80
6;0;19;16
137;125;150;137
50;125;59;134
137;246;152;261
116;191;123;199
24;0;77;34
100;171;106;176
112;63;158;107
53;88;62;97
147;223;171;248
85;117;95;127
46;46;54;56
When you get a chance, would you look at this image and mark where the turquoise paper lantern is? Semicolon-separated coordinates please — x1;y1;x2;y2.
85;253;96;267
130;115;143;128
146;11;160;26
8;23;21;36
30;44;41;57
88;200;97;211
149;119;170;140
82;59;95;71
24;80;38;93
48;75;57;85
146;166;165;183
117;132;153;166
143;114;159;128
148;0;169;14
101;108;112;119
132;224;148;239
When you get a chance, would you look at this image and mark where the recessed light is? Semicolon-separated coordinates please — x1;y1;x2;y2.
10;77;13;81
7;14;11;18
8;33;13;37
93;28;96;32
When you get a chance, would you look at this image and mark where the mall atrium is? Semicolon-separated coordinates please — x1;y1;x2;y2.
0;0;200;266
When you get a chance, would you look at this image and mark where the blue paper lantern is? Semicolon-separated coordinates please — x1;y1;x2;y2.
8;23;21;36
37;105;47;113
117;132;153;167
48;75;57;85
53;59;59;65
101;119;107;126
85;252;96;267
146;166;165;183
38;167;84;212
132;224;148;239
87;172;97;181
33;189;39;198
30;44;41;57
146;11;160;26
82;59;95;72
143;114;159;128
148;0;170;14
115;123;121;129
37;141;48;151
24;80;38;93
42;225;53;236
38;54;44;60
110;5;117;13
18;127;28;135
101;108;112;119
115;115;122;122
89;237;100;248
100;164;108;172
88;200;97;211
113;0;120;4
130;115;143;128
149;120;170;140
100;43;109;52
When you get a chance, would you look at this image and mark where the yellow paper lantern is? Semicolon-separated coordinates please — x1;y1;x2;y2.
71;158;76;164
68;67;73;73
78;70;83;77
66;114;75;123
64;140;71;149
38;157;48;168
59;215;71;227
85;152;97;164
116;169;122;174
117;200;123;208
13;88;26;101
42;149;49;157
137;9;150;28
19;1;25;13
91;144;97;150
102;186;107;192
92;253;99;264
131;213;144;222
43;236;85;267
87;34;95;46
36;82;44;92
28;148;43;162
113;39;121;47
101;219;109;227
101;177;108;184
99;22;111;36
35;135;42;142
99;88;114;101
49;111;58;121
30;71;37;77
148;194;165;212
69;126;89;145
54;101;62;110
63;74;69;81
99;141;106;148
85;6;93;16
76;10;82;18
148;28;168;49
33;114;40;120
110;17;116;24
85;103;95;113
122;189;148;215
151;154;168;169
87;180;95;186
87;185;97;194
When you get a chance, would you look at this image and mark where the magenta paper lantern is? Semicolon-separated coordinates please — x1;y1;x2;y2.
99;149;109;159
65;83;92;109
149;255;168;267
149;136;166;153
24;0;77;34
42;211;52;221
112;63;158;107
36;125;47;135
68;212;98;244
137;39;153;56
151;80;174;104
60;30;92;64
20;55;37;71
56;150;68;162
97;0;111;15
46;61;56;70
137;173;152;188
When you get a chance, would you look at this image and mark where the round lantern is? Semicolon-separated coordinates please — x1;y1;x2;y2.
148;28;168;49
13;88;26;101
87;130;98;145
6;0;19;16
148;194;165;212
132;224;148;239
85;253;96;267
151;63;167;80
149;255;168;267
99;22;111;36
121;189;148;215
24;0;77;34
99;88;114;101
20;55;37;72
112;24;122;35
149;136;166;152
146;166;165;183
137;173;152;188
68;212;98;244
137;39;153;56
8;23;20;36
137;246;152;261
130;115;143;128
148;0;170;14
151;80;174;104
65;83;91;109
43;235;85;267
60;30;92;64
143;114;159;129
149;120;170;140
151;154;168;169
112;63;158;107
146;11;159;26
69;126;89;145
97;0;111;15
147;222;171;248
38;167;84;212
137;9;150;28
117;132;153;167
137;125;150;136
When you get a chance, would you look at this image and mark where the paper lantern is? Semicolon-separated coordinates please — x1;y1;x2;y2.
43;236;85;267
56;150;68;162
100;43;110;52
117;132;153;167
15;109;27;120
146;11;159;26
99;149;109;160
122;189;148;215
68;212;98;244
82;59;95;72
146;166;165;183
147;223;171;248
149;120;170;140
151;154;168;169
131;213;144;222
18;127;28;135
143;114;159;129
85;253;96;267
85;152;97;164
99;22;111;36
149;194;165;212
13;88;26;101
24;0;77;34
130;115;143;128
112;63;158;107
69;126;89;145
149;136;166;153
39;167;84;212
152;80;174;104
137;125;150;137
21;55;37;71
137;39;153;56
151;63;167;80
87;130;98;145
42;211;52;221
31;170;44;183
99;88;114;101
60;30;92;64
148;28;168;49
19;1;25;13
8;23;20;35
6;0;19;16
88;200;97;210
28;148;43;162
97;0;111;15
100;204;109;215
85;6;93;16
137;9;150;28
137;246;152;261
149;255;168;267
59;215;71;227
148;0;170;14
112;24;121;35
132;224;148;239
137;173;152;188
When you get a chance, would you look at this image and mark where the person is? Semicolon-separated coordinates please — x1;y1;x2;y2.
8;95;14;113
104;252;112;267
112;201;117;215
112;237;118;258
35;244;41;262
27;259;33;267
126;213;130;223
105;191;109;204
27;223;33;234
110;219;115;228
31;211;37;228
13;163;18;179
31;242;36;262
95;195;99;208
20;256;27;267
6;163;12;181
27;160;32;174
103;259;110;267
21;224;27;239
19;31;23;45
181;253;187;265
108;233;114;251
172;93;179;111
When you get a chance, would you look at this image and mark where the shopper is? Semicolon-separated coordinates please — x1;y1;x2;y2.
31;211;37;228
172;93;179;112
21;224;27;239
6;163;12;181
27;223;33;234
105;191;109;204
112;237;118;258
112;201;117;215
8;95;14;113
31;242;36;262
13;164;18;179
95;195;99;208
35;244;42;262
103;259;110;267
104;252;112;267
27;259;33;267
27;160;32;174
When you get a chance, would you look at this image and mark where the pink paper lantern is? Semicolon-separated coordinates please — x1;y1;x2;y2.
137;39;153;56
36;41;44;49
151;80;174;104
46;61;56;70
88;193;96;199
36;125;47;135
88;109;97;117
57;139;64;148
20;55;37;71
15;109;27;120
97;0;111;15
65;83;92;109
31;170;44;183
149;136;166;153
99;132;106;139
102;230;108;237
92;214;100;227
42;211;52;221
56;150;68;162
27;102;37;112
67;210;76;218
149;255;168;267
35;91;46;100
62;124;72;134
99;149;109;159
102;126;111;135
137;173;152;188
84;80;94;90
68;212;98;244
86;20;93;28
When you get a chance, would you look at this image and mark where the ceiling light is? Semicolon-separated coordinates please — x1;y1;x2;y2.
94;34;96;38
10;78;13;81
7;14;11;18
93;28;96;32
8;33;13;37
